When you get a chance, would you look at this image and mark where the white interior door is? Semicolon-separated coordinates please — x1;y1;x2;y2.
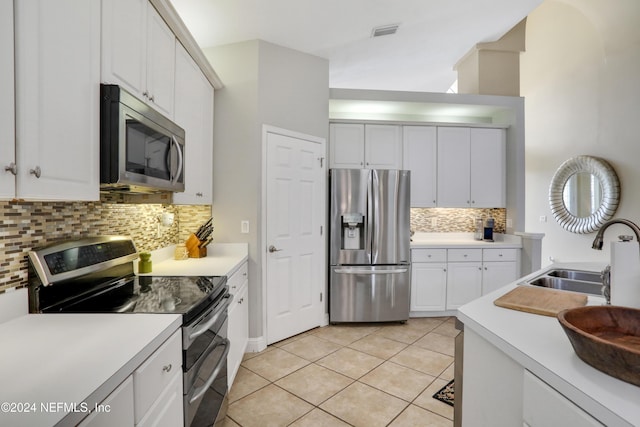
265;128;325;344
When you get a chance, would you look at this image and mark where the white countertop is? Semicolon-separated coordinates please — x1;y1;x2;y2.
0;313;181;427
137;243;248;277
458;262;640;427
410;232;522;248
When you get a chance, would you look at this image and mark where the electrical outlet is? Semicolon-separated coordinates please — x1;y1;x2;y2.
506;219;513;228
241;220;250;234
431;218;437;227
539;215;547;223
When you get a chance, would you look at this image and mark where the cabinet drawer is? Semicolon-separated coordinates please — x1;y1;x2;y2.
411;249;447;263
133;329;182;424
228;262;248;294
483;248;518;262
447;249;482;262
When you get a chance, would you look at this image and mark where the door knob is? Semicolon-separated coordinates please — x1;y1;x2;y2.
268;245;282;253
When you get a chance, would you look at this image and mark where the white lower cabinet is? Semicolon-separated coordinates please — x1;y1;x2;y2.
462;327;604;427
79;377;134;427
227;261;249;387
410;247;519;313
133;330;182;425
482;248;519;295
446;249;483;310
410;249;447;311
79;329;182;427
523;370;603;427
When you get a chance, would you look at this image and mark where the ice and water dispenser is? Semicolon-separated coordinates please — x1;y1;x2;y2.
341;214;365;250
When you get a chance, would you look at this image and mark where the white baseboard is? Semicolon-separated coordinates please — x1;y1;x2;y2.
245;336;267;353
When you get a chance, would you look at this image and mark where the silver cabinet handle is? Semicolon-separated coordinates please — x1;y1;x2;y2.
162;364;172;373
4;163;17;175
268;245;282;253
30;166;41;178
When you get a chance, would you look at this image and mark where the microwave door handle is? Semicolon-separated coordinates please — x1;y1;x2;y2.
170;136;184;184
188;338;230;404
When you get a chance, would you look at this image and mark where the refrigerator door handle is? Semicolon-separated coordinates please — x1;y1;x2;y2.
333;268;409;274
366;170;374;264
370;169;378;263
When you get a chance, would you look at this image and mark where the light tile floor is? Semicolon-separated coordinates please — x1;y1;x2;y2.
223;317;458;427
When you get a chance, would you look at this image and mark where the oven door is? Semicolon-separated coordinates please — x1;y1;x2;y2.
184;320;230;427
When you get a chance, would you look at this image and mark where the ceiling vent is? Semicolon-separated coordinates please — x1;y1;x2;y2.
371;24;399;38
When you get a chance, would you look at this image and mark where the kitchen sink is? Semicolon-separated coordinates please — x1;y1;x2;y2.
522;269;604;296
546;269;602;283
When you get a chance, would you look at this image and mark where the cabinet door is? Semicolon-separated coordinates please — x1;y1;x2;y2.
0;0;15;198
446;262;482;309
14;0;100;201
145;5;175;118
133;330;181;424
228;281;249;386
101;0;147;97
137;371;183;427
437;127;471;207
470;128;506;207
79;376;134;427
523;370;603;427
329;123;365;168
482;261;518;295
173;43;214;205
411;262;447;311
403;126;437;207
365;125;402;169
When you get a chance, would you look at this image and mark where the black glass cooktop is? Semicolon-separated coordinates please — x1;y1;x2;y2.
44;275;227;324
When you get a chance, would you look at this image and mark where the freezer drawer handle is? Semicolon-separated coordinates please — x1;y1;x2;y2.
333;268;408;274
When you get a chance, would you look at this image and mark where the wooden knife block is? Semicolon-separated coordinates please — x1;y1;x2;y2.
185;233;207;258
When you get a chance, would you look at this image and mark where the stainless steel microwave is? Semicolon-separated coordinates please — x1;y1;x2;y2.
100;84;185;193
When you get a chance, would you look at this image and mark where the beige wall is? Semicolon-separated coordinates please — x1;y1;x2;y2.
204;41;329;339
522;0;640;264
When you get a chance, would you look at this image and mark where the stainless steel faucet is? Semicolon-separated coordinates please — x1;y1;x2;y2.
591;218;640;250
592;218;640;305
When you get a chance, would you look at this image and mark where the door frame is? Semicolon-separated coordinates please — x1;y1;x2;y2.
260;124;328;346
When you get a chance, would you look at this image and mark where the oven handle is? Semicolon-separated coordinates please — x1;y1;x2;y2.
188;295;231;341
188;338;230;404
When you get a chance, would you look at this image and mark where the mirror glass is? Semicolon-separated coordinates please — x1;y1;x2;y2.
562;172;603;217
549;155;620;234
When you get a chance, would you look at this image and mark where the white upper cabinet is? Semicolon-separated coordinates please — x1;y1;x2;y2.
13;0;100;201
0;0;15;199
173;43;214;205
102;0;176;118
330;123;365;168
470;128;506;207
365;125;403;169
330;123;402;169
437;127;505;208
403;126;437;207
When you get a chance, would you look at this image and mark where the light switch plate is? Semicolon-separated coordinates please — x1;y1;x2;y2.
241;220;250;234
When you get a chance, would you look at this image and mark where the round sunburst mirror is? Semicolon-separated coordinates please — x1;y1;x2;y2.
549;155;620;234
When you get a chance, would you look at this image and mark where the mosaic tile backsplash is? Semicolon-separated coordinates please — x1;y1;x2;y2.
0;198;211;292
410;208;506;233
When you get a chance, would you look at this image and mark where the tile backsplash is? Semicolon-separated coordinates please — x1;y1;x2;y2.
0;197;211;292
411;208;506;233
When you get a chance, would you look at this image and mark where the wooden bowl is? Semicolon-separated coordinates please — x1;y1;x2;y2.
557;306;640;387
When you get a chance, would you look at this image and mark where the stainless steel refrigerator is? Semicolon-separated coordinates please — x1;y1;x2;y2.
329;169;411;322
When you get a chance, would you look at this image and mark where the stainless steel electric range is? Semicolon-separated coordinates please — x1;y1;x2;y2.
27;236;230;427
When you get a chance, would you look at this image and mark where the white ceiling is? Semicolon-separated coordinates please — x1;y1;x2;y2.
169;0;543;92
